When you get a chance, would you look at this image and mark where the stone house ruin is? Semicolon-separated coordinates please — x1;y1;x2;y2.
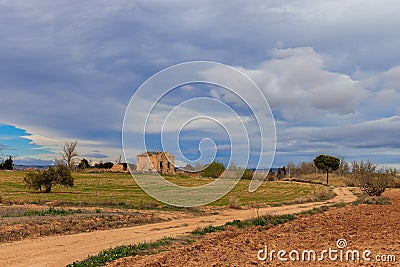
136;151;175;175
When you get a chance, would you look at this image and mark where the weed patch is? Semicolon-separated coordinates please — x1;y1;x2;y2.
66;237;174;267
192;214;296;236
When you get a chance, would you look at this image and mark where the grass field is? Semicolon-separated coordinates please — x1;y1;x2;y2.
0;171;331;207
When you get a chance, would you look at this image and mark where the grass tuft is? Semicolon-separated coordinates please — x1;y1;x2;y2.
65;237;174;267
22;207;83;217
353;194;391;205
192;214;296;236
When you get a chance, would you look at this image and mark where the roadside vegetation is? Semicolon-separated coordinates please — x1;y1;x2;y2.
66;237;175;267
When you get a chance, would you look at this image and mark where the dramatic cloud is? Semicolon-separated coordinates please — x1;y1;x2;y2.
1;1;400;167
241;47;366;122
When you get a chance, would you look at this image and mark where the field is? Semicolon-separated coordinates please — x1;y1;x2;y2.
0;171;331;207
1;170;361;266
114;189;400;266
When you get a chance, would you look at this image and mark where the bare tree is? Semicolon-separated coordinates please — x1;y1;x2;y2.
61;141;79;168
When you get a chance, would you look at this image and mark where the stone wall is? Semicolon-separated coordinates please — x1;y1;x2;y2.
136;151;175;174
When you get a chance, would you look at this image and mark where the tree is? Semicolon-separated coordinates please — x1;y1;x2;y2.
94;162;114;169
4;156;14;170
313;154;340;185
78;158;90;169
0;156;14;170
61;141;79;168
24;164;74;193
200;161;225;178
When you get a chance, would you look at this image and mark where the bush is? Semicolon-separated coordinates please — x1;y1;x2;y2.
267;169;275;181
393;178;400;188
200;161;225;178
353;194;391;205
344;176;359;187
241;169;254;180
359;172;394;197
94;162;114;169
24;164;74;193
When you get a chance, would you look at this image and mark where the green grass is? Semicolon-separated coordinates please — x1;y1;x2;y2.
0;171;331;208
65;236;174;267
21;207;83;217
192;214;296;235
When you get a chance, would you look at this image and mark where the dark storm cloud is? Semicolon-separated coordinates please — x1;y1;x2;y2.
0;1;400;165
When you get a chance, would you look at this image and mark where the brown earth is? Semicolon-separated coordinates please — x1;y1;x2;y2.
0;187;355;267
0;207;165;242
109;189;400;267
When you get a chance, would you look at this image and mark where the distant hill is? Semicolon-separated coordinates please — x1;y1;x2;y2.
13;164;51;170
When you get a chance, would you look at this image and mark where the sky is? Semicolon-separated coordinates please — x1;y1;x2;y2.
0;0;400;168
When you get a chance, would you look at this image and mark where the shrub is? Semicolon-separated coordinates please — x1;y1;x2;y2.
94;162;114;169
276;167;287;180
344;176;359;187
200;161;225;178
359;172;394;197
353;194;391;205
267;168;275;181
393;178;400;188
241;169;254;180
24;164;74;193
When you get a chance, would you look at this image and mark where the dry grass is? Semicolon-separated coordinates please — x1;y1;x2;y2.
292;186;335;204
0;208;162;242
285;173;348;187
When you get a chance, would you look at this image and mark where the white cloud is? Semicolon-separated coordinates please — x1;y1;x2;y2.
240;47;366;121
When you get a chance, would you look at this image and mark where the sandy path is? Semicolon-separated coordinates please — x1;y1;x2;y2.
120;189;399;267
0;187;356;267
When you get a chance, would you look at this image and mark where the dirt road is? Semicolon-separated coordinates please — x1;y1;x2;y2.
119;189;400;267
0;187;356;267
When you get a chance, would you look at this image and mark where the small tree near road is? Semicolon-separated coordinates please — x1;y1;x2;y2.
360;172;394;197
24;164;74;193
313;154;340;185
61;141;79;169
354;162;395;197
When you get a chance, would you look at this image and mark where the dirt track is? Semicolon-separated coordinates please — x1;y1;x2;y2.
117;189;400;267
0;187;356;267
